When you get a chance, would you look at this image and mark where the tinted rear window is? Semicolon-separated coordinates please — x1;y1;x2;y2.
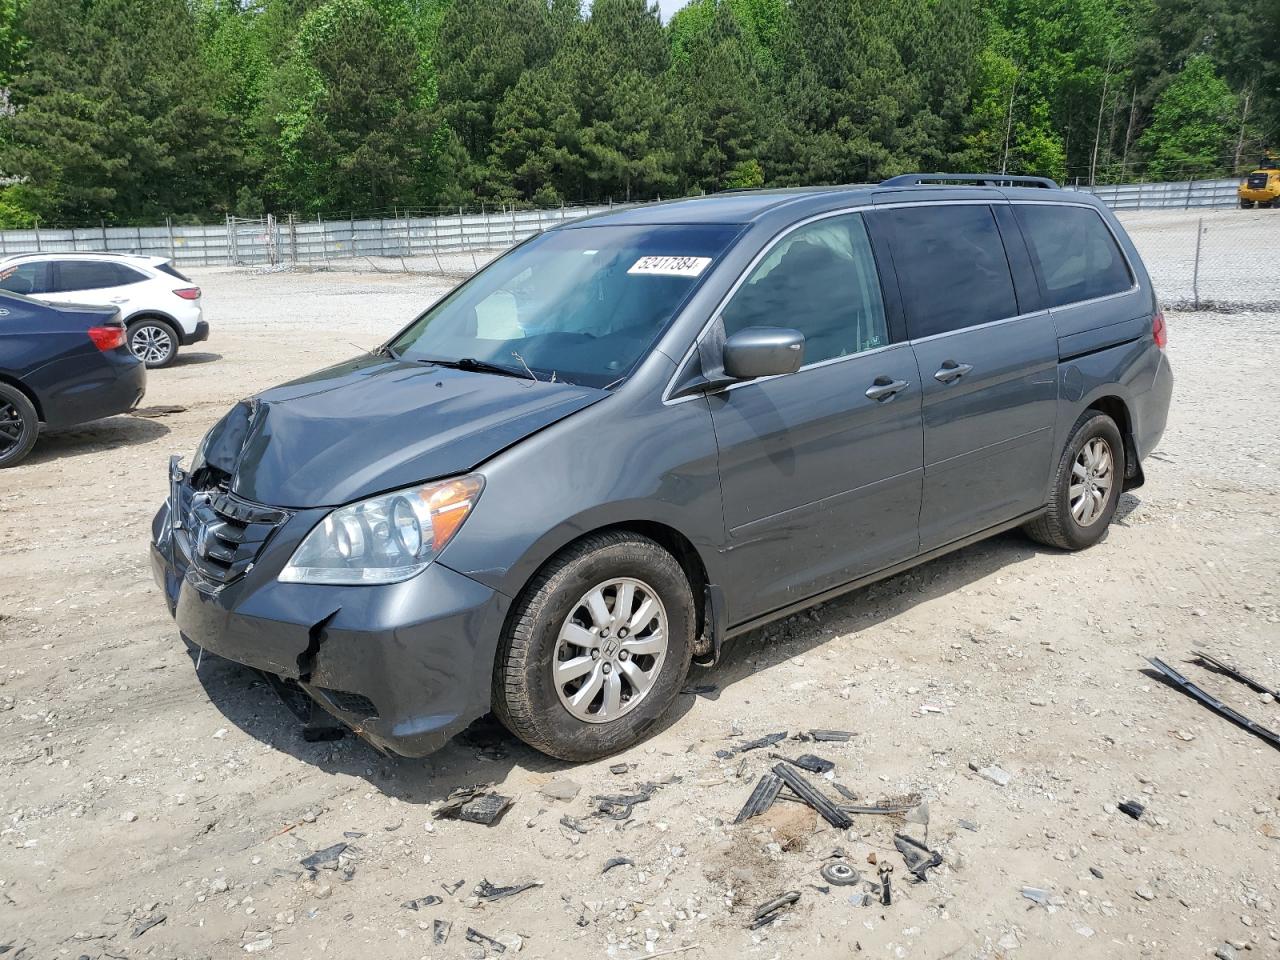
882;204;1019;339
54;261;147;292
1015;204;1133;307
156;261;192;282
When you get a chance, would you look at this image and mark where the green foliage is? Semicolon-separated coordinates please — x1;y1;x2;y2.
0;0;1273;221
1138;54;1236;178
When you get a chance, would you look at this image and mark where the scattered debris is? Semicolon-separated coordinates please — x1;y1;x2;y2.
733;772;783;824
1146;656;1280;751
474;879;542;902
970;762;1012;787
465;927;506;954
808;729;854;742
769;752;835;774
832;782;858;802
608;763;629;775
1118;800;1145;820
957;819;979;832
343;830;366;839
716;731;787;759
749;891;800;929
132;405;187;419
442;878;466;895
1193;649;1280;699
1135;884;1157;901
1021;886;1051;906
601;856;635;874
401;895;443;911
433;919;451;945
681;683;718;697
820;860;860;886
838;799;919;817
1089;866;1104;879
131;915;166;939
894;833;943;881
537;777;581;802
878;863;894;905
559;815;589;834
772;763;852;829
434;786;514;825
299;842;347;871
590;785;657;820
1215;944;1239;960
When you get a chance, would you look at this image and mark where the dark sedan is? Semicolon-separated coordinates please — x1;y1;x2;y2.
0;290;146;467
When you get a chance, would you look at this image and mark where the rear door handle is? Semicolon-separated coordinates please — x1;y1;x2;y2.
865;377;909;401
934;361;973;383
109;297;129;304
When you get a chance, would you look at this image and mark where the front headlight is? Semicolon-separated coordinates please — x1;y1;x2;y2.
279;474;484;585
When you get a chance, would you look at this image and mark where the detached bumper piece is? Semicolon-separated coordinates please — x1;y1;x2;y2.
1147;656;1280;752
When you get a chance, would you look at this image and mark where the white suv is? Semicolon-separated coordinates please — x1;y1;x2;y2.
0;253;208;368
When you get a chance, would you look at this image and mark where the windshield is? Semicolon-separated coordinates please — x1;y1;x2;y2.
390;223;741;387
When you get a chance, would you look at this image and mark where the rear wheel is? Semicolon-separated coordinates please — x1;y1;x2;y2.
0;383;39;468
492;532;695;761
128;318;178;368
1024;411;1125;551
1240;199;1254;209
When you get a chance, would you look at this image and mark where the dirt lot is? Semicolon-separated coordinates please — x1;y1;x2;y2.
2;211;1279;960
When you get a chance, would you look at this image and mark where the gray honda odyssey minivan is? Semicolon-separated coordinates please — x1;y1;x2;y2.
151;174;1173;760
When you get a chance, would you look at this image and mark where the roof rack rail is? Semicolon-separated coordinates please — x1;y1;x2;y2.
880;173;1060;189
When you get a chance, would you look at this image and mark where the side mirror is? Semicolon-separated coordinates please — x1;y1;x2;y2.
722;327;805;380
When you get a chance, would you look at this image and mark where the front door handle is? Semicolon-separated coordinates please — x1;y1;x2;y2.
934;361;973;383
865;377;909;401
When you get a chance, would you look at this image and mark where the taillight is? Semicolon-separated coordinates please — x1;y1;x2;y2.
1152;311;1167;350
88;325;126;351
173;287;201;301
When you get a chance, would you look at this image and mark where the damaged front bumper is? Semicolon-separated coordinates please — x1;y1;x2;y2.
149;463;510;757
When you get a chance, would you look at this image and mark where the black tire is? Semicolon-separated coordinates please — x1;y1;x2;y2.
492;531;695;761
0;383;40;468
127;318;179;368
1240;199;1253;209
1024;411;1126;551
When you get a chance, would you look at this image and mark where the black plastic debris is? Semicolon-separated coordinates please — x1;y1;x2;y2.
602;856;635;874
590;784;657;820
770;752;835;774
832;782;858;802
734;772;783;824
749;890;800;929
772;763;853;829
810;730;854;742
343;831;366;839
1118;800;1145;820
131;915;166;939
432;919;451;945
838;799;919;817
820;860;860;886
681;683;718;697
434;785;514;825
1192;649;1280;699
894;833;943;881
300;842;347;871
465;927;506;954
559;814;589;834
716;731;787;759
879;863;894;905
401;895;443;911
442;878;466;895
1147;656;1280;752
474;879;542;902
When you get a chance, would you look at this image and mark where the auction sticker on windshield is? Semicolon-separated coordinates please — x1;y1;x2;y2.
627;256;712;278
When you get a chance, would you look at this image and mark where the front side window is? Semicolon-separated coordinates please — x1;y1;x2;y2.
721;212;888;365
884;204;1019;339
391;224;740;388
1015;204;1133;307
0;261;51;295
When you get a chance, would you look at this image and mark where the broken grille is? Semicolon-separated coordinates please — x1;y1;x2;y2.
177;485;289;586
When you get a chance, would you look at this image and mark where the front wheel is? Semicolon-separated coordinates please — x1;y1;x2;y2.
1024;411;1125;550
128;319;178;368
492;532;695;761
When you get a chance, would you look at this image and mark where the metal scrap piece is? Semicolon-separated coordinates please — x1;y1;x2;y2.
749;890;800;929
716;731;787;759
401;895;443;910
465;927;506;954
1192;650;1280;699
1147;656;1280;751
432;919;451;945
733;772;783;824
474;878;542;902
820;860;860;886
299;842;347;871
772;763;853;829
894;832;943;881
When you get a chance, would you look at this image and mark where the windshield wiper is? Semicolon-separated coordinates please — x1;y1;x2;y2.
414;356;536;380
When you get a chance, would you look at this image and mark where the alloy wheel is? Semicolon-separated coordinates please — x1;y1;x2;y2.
1069;437;1114;526
553;577;668;723
130;324;173;365
0;398;25;458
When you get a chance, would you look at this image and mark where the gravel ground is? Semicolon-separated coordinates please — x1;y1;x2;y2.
1;214;1279;960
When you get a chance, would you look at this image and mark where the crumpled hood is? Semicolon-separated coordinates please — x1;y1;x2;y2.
201;355;607;508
